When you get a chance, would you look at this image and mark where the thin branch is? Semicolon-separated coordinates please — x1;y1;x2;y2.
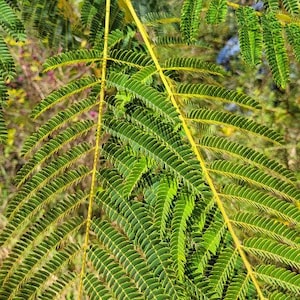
78;0;111;298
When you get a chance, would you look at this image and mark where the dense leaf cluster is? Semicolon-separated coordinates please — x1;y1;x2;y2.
0;0;299;299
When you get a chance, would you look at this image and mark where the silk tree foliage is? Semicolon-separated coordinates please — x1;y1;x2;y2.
182;0;300;89
0;0;26;142
0;0;300;299
0;0;82;142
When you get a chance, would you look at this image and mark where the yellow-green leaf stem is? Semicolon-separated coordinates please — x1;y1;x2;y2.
78;0;111;298
123;1;266;298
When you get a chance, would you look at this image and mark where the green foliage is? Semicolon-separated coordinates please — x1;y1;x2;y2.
0;0;300;299
181;0;300;88
236;7;262;66
262;11;289;89
181;0;202;44
0;0;26;142
286;23;300;62
206;0;227;24
20;0;81;49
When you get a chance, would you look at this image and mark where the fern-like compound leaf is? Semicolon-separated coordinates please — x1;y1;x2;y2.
232;212;300;247
31;77;99;118
0;107;7;142
255;264;300;295
244;237;300;270
286;24;300;63
43;49;103;71
170;192;195;281
1;1;300;298
224;273;253;300
187;108;283;143
206;0;227;24
207;247;239;297
145;177;178;239
104;118;204;194
181;0;203;44
0;1;26;143
8;145;91;215
142;11;179;26
163;57;227;77
282;0;300;14
198;135;296;183
131;65;157;83
20;0;79;49
88;246;144;300
264;0;281;11
84;273;113;300
262;12;289;89
110;49;153;68
0;192;85;282
15;121;94;186
22;97;97;157
108;72;179;125
11;243;80;300
177;83;261;110
91;220;169;299
221;184;300;227
1;168;89;246
0;0;25;41
236;7;262;66
0;36;16;81
210;160;300;204
101;142;138;177
122;156;149;197
269;291;296;300
39;273;77;300
97;169;186;298
0;218;83;299
43;29;124;71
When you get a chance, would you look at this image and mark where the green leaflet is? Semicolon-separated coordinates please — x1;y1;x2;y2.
181;0;203;43
31;77;99;118
0;1;26;143
221;184;300;227
163;57;227;77
22;97;98;157
15;121;94;186
0;35;16;82
236;6;262;66
206;0;227;25
232;212;300;247
255;265;300;296
177;83;261;110
262;12;289;89
43;49;103;71
286;24;300;63
145;177;178;239
210;160;300;204
207;247;239;297
170;192;195;281
224;273;254;300
244;237;300;270
198;135;296;183
88;247;145;300
187;108;283;144
91;220;169;299
0;107;7;143
0;0;26;41
282;0;300;14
